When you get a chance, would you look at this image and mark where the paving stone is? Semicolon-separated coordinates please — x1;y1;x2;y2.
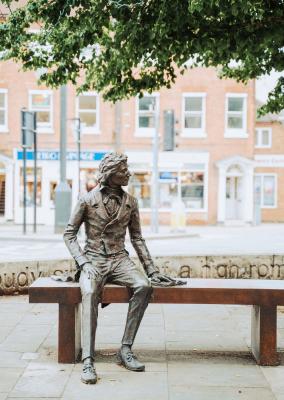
260;366;284;394
21;353;39;361
0;327;13;343
166;330;249;352
0;303;33;313
98;311;164;327
0;296;282;400
0;313;24;327
168;386;275;400
0;368;24;392
164;316;239;331
0;325;52;352
31;303;58;313
19;312;57;326
0;351;29;368
168;360;268;388
0;296;28;303
62;371;168;400
163;304;231;317
9;362;73;398
274;395;284;400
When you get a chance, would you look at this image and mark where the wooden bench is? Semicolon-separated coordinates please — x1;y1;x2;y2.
29;277;284;366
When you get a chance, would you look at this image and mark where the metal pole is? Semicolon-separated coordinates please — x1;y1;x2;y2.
114;101;122;152
78;118;81;197
23;146;27;234
54;85;72;233
60;85;67;183
151;101;160;233
33;112;37;233
21;109;27;235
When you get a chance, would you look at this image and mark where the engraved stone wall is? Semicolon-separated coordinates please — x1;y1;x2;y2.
1;255;284;295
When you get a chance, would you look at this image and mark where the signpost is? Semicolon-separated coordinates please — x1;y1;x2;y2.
21;109;37;234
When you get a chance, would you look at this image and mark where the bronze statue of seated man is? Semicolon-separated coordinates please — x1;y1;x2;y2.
64;152;183;384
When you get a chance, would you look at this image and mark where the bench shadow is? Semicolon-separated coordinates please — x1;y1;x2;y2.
90;349;284;365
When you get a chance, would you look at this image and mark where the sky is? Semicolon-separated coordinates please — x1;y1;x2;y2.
256;71;283;103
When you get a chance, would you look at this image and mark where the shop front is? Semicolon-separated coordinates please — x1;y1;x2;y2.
13;149;107;225
13;149;209;226
126;151;209;225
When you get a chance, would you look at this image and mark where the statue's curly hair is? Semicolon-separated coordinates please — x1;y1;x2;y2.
97;152;128;185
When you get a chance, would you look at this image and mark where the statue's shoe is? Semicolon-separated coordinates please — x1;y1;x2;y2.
117;349;145;372
81;361;97;384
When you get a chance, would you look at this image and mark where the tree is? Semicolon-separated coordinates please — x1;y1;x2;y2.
0;0;283;115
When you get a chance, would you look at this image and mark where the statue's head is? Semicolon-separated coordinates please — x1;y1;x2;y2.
97;152;130;187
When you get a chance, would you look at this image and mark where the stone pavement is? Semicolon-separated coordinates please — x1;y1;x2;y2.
1;223;284;262
1;295;284;399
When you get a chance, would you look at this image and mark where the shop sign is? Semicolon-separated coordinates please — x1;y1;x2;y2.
17;150;106;161
254;155;284;167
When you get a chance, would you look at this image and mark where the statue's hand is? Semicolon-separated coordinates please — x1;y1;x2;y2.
149;272;186;287
83;263;100;280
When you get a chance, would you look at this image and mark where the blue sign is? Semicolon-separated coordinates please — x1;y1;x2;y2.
17;150;107;161
159;172;178;181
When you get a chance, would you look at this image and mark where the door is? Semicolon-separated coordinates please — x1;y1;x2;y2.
226;176;243;220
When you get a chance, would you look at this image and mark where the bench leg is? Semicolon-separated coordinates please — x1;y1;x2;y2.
58;303;81;363
251;305;279;366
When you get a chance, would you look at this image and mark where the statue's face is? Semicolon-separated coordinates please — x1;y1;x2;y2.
108;162;131;187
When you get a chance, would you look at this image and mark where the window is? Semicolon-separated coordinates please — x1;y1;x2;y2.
128;172;151;208
0;89;8;132
136;94;158;136
159;172;178;208
225;94;247;138
181;168;205;210
255;128;272;148
182;93;206;137
254;174;277;208
20;167;42;207
29;90;53;132
77;92;99;134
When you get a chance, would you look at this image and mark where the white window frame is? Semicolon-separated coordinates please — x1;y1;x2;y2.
255;127;272;148
135;93;159;137
255;173;277;208
180;164;208;212
224;93;248;138
29;90;53;133
181;92;207;138
76;91;100;135
0;89;8;132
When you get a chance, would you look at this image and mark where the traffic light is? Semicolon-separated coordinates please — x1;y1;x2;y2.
163;109;175;151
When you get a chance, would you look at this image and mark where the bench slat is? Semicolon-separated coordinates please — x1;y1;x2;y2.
29;277;284;306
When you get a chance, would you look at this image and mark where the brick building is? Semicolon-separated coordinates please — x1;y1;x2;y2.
0;59;283;226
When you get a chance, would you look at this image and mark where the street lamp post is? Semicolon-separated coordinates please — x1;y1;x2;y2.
151;100;160;233
54;85;72;233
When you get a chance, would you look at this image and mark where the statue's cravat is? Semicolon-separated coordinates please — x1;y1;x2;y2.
102;187;123;217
